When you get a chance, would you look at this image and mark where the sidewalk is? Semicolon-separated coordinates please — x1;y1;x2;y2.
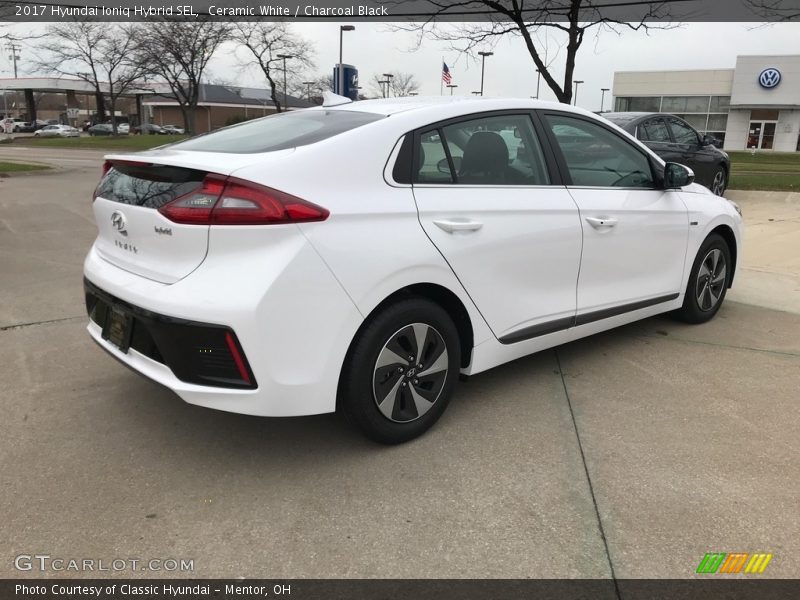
726;190;800;314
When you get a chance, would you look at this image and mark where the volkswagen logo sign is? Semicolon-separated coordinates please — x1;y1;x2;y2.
110;210;128;236
759;68;782;89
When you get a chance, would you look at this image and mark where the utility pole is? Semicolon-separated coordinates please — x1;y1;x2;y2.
5;43;21;78
382;73;394;98
302;81;314;101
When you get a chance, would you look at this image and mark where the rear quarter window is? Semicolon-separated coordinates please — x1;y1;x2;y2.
172;110;385;154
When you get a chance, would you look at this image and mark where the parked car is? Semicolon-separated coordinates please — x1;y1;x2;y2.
88;124;114;136
603;112;731;196
84;97;743;443
116;122;130;134
34;124;80;138
88;123;128;136
15;120;48;133
2;118;26;133
161;124;185;135
132;123;167;135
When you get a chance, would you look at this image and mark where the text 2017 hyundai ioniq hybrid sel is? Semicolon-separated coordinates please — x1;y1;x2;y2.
84;96;743;444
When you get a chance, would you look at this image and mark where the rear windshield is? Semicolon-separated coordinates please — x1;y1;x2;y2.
172;109;385;154
96;164;205;208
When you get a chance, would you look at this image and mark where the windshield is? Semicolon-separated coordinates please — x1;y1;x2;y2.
173;110;385;154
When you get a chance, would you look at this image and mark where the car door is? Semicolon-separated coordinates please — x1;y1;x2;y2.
540;111;689;321
411;112;583;343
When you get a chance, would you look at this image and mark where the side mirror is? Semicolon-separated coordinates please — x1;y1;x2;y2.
664;162;695;189
701;134;715;146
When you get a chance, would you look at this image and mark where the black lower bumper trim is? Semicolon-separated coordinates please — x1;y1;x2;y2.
84;278;257;390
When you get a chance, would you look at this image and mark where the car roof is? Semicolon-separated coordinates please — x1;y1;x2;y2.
602;112;657;124
314;96;577;117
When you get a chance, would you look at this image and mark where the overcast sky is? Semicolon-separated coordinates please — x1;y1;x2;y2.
2;21;798;110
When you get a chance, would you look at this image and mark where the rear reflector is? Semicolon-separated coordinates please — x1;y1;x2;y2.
224;331;252;386
158;175;328;226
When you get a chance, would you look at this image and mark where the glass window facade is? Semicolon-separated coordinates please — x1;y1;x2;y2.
613;95;730;147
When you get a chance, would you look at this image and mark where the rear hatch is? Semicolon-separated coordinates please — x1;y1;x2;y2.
92;150;290;284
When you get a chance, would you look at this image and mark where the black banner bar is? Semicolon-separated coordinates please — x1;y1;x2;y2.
1;0;800;22
3;579;800;600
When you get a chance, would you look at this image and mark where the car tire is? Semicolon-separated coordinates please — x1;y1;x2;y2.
674;233;731;324
711;167;727;196
339;297;461;444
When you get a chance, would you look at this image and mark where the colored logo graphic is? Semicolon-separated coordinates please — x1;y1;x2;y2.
696;552;773;574
759;68;782;89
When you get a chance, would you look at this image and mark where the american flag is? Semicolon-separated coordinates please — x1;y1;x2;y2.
442;62;452;85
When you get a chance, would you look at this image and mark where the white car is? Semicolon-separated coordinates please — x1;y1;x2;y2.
34;124;80;138
83;96;743;443
161;124;185;134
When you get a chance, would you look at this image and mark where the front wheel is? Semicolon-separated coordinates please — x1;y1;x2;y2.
340;298;461;444
711;168;727;196
674;233;731;323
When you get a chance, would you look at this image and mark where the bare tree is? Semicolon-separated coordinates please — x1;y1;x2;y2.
391;0;681;104
133;21;231;134
36;23;144;134
744;0;800;20
232;23;315;113
370;71;421;98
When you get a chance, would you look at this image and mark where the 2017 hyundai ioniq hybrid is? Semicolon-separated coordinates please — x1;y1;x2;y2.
84;96;743;444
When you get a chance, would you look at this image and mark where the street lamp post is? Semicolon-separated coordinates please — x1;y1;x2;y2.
447;84;458;96
535;69;541;99
600;87;610;112
478;51;493;96
573;80;584;106
277;54;293;111
338;25;355;97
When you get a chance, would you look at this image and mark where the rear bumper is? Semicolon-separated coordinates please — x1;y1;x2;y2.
85;279;256;390
83;237;364;417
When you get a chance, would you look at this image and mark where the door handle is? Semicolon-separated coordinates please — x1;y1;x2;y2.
585;216;618;229
433;219;484;234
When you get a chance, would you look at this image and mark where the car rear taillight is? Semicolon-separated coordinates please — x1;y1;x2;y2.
158;175;329;225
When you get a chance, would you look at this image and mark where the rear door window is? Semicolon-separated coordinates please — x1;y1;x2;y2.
173;110;384;154
638;118;671;143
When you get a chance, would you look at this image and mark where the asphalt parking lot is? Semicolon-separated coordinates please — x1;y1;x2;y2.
1;147;798;579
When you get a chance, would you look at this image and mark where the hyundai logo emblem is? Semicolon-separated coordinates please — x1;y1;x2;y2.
759;68;782;89
110;210;128;236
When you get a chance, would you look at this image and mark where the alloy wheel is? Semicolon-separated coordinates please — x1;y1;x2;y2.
711;170;726;196
372;323;449;423
696;248;726;312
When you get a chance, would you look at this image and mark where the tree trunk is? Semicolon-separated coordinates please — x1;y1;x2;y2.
94;90;107;123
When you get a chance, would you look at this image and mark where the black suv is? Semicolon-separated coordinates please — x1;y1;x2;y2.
603;112;730;196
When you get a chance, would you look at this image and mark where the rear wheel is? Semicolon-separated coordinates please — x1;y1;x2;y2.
674;233;731;323
340;298;460;444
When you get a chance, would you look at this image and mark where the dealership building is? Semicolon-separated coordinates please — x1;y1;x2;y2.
613;54;800;152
